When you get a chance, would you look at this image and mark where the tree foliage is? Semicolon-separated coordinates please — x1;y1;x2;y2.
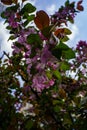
0;0;87;130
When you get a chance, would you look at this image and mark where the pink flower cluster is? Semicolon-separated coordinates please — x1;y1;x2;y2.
3;2;80;93
51;1;76;26
32;73;55;92
4;8;59;92
70;40;87;86
24;37;58;92
5;11;19;28
76;40;87;64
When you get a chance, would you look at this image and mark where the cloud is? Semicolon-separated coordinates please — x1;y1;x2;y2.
0;2;6;15
0;21;12;54
22;0;37;5
46;4;56;15
68;24;79;47
28;0;37;5
69;24;79;41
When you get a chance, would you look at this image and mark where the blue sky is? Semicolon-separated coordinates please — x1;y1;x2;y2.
0;0;87;56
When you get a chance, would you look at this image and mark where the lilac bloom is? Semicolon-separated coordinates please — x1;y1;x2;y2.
32;73;54;92
36;63;45;72
8;14;19;28
12;45;21;54
76;41;87;51
18;36;26;44
47;61;58;70
25;50;31;58
51;2;76;25
26;58;32;76
41;45;52;64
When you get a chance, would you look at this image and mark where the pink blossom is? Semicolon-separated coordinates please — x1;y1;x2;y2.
76;41;87;51
47;61;58;70
81;68;87;75
49;79;55;86
18;36;26;44
12;45;22;54
32;73;54;92
41;45;52;64
26;58;32;65
8;14;19;28
36;63;45;72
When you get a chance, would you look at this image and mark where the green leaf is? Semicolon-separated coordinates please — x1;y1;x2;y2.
60;62;70;71
23;20;30;27
23;13;35;20
27;14;35;21
64;28;72;35
53;70;61;80
57;41;70;50
62;48;75;59
6;26;12;30
6;4;19;12
8;35;15;41
52;41;69;59
21;3;36;14
57;42;75;59
51;47;62;60
27;34;42;44
23;12;29;19
61;36;69;42
46;70;52;79
54;106;61;112
65;0;69;6
23;15;35;26
1;12;6;19
68;16;74;24
52;42;75;60
41;25;53;38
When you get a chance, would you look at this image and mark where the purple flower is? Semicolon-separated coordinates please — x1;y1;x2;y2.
25;51;31;58
12;45;21;54
25;44;31;50
49;79;55;86
47;61;58;70
81;68;87;75
51;2;76;26
76;41;87;64
8;14;19;28
76;41;87;51
36;63;45;72
18;36;26;44
26;58;32;76
26;58;32;64
32;73;54;92
41;45;52;64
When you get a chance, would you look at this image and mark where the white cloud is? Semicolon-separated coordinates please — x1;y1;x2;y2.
69;24;79;41
46;4;56;15
0;2;6;15
67;24;79;47
0;21;12;54
21;0;37;5
28;0;37;5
